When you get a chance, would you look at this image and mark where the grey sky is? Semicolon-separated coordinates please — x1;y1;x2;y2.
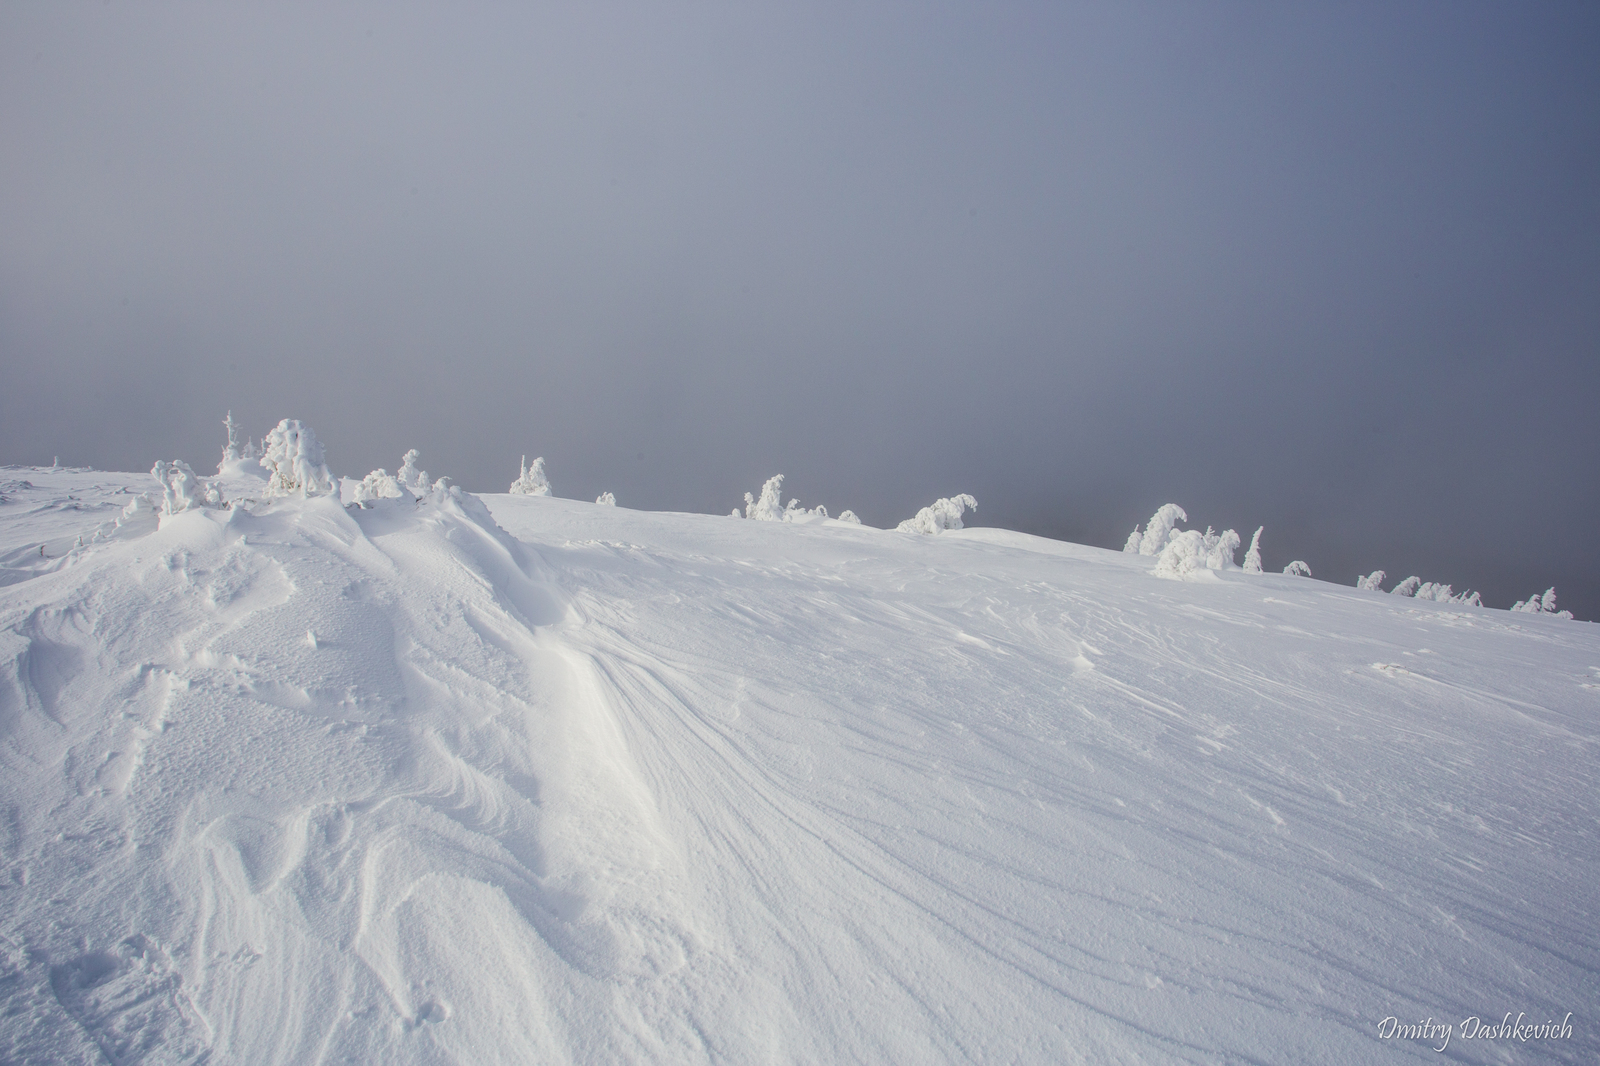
3;3;1598;617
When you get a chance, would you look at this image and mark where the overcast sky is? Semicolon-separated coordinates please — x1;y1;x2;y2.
3;3;1597;617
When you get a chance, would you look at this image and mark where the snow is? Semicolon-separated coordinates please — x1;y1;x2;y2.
1;463;1596;1063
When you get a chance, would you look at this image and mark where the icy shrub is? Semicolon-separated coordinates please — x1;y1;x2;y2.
1512;588;1573;619
740;475;786;521
1357;570;1387;591
597;491;616;506
1153;530;1206;577
1126;504;1188;556
734;475;844;523
1153;527;1240;578
837;510;861;525
1123;527;1142;553
897;494;977;535
398;449;431;493
1411;583;1482;606
220;411;243;466
260;419;334;497
1206;527;1240;569
152;460;222;514
1283;560;1312;577
510;455;551;496
1390;576;1420;597
352;469;409;507
1243;527;1264;574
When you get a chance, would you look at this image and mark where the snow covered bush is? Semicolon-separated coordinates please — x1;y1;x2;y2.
1512;588;1573;619
352;469;409;507
510;455;551;496
1283;560;1312;577
260;419;334;497
1389;576;1481;606
1153;526;1240;578
1357;570;1386;591
398;449;430;493
732;475;834;522
1124;504;1188;556
596;491;616;506
1412;583;1482;606
837;509;861;525
151;460;222;514
741;475;786;521
897;494;977;535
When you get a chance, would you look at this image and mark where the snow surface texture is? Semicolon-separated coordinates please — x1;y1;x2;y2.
1;465;1597;1064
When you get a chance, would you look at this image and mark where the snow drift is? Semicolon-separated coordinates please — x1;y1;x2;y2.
0;439;1595;1064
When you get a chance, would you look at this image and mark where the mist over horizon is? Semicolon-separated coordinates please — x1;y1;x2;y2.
2;4;1597;619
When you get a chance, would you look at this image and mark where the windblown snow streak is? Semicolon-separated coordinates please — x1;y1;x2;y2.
0;468;1595;1064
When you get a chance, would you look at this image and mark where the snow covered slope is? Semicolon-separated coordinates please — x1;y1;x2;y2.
1;466;1595;1064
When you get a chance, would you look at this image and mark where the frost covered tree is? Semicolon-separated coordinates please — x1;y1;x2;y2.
1123;527;1143;553
1282;560;1312;577
510;455;551;496
259;419;334;497
596;491;616;506
398;449;430;493
741;475;786;521
1390;576;1421;597
1128;504;1188;556
1512;588;1573;619
1153;527;1240;577
1357;570;1386;591
152;460;223;514
220;411;243;466
837;510;861;525
897;494;977;535
1242;527;1264;574
1205;527;1240;570
1410;583;1482;606
734;475;837;522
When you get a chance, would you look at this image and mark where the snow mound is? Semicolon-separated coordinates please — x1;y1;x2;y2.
1;463;1595;1064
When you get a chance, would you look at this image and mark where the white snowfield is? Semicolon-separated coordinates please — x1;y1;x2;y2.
1;466;1595;1064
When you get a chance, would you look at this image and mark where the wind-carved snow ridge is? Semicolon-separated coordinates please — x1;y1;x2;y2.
896;493;976;534
3;433;1597;1063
